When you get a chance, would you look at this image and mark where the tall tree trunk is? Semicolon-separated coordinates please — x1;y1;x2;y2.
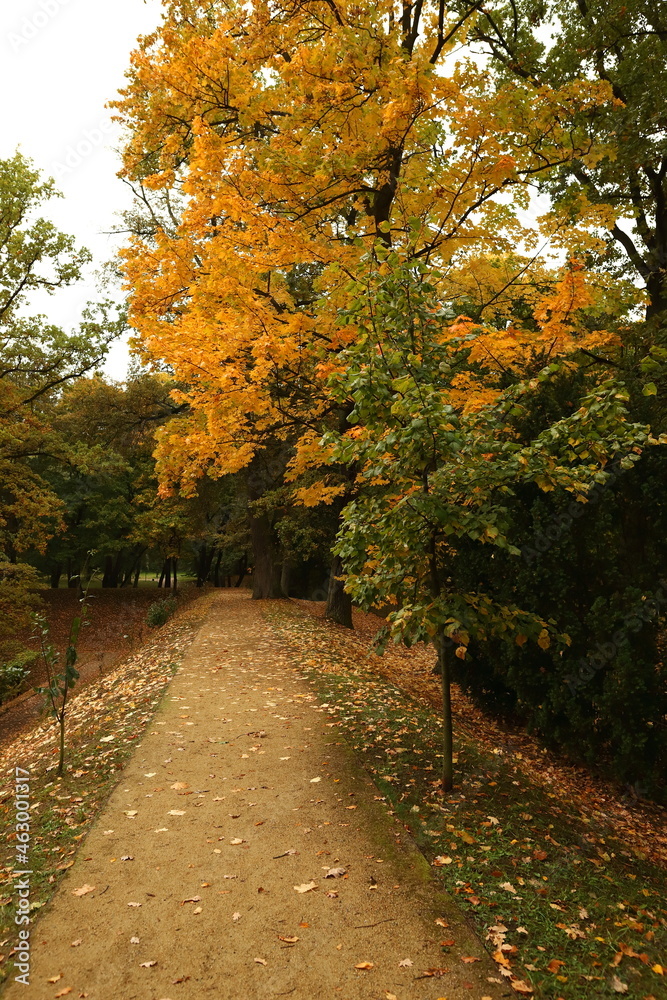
164;558;172;590
158;563;166;588
250;514;282;599
102;555;114;588
50;563;62;589
133;562;141;588
172;558;178;592
280;560;291;598
325;554;353;628
234;552;248;588
213;550;222;587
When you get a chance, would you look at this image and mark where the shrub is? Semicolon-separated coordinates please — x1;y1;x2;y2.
0;651;35;705
146;597;178;628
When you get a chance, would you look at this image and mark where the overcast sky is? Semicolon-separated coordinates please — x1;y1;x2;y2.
0;0;164;378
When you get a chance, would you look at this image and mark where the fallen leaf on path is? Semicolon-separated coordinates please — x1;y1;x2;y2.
139;961;157;968
123;810;138;818
127;902;142;907
230;838;245;845
434;918;449;928
167;810;186;816
278;936;299;943
144;773;156;777
510;979;534;994
193;907;203;914
326;890;338;898
72;885;95;897
182;896;201;904
55;989;72;998
398;958;413;967
47;974;63;983
70;940;81;948
611;975;628;993
171;782;188;790
420;968;449;977
433;856;453;866
310;777;322;783
324;867;346;878
121;856;134;862
254;958;267;966
354;962;374;970
130;937;140;945
385;993;398;1000
232;912;241;921
294;881;318;893
462;957;481;963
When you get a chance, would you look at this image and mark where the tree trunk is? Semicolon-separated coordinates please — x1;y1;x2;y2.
212;550;222;587
235;552;248;588
172;558;178;591
102;555;119;588
250;514;282;599
280;560;291;598
325;554;353;628
133;562;141;588
50;564;62;589
438;635;454;794
158;563;166;588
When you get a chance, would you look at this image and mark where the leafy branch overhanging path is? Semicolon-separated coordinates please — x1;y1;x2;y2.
4;591;509;1000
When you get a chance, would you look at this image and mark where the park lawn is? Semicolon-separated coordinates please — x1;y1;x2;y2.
267;606;667;1000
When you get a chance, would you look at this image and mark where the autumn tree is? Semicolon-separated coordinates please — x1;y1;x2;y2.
466;0;667;323
0;152;123;692
325;256;658;790
113;0;615;620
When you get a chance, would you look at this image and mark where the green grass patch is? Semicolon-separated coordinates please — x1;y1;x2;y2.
267;607;667;1000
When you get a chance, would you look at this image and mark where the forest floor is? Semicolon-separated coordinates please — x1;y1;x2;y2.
0;590;664;1000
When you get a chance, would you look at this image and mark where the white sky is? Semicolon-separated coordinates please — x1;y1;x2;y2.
0;0;165;379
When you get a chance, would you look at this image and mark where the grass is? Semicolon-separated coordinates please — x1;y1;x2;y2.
267;606;667;1000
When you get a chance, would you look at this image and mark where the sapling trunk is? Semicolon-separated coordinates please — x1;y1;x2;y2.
439;638;453;794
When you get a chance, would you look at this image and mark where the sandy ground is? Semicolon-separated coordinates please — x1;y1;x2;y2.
3;591;510;1000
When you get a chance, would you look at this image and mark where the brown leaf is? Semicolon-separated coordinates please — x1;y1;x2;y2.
55;990;72;998
547;959;566;973
254;957;267;966
354;962;374;970
611;974;628;993
47;974;64;983
71;885;96;897
510;979;534;994
532;849;548;861
324;867;346;878
293;881;318;893
461;956;481;963
278;935;299;944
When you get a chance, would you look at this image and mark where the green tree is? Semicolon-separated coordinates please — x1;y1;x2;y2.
325;256;655;791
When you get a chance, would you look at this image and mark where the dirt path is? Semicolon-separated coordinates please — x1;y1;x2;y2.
4;592;509;1000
